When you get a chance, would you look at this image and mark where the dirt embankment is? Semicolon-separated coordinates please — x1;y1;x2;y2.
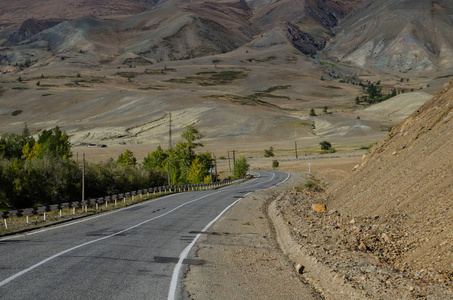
326;80;453;281
274;186;453;299
267;80;453;298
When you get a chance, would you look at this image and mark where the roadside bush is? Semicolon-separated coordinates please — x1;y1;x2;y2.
272;160;279;168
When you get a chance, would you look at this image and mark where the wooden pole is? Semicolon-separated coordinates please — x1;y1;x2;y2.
82;153;85;203
167;112;172;185
214;155;218;182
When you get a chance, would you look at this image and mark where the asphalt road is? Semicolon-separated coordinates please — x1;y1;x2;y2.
0;170;290;300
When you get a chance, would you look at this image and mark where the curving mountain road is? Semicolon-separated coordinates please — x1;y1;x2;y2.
0;170;289;300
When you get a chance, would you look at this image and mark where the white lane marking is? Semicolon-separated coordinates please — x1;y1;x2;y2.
0;190;227;287
0;171;288;290
167;198;242;300
167;170;290;300
256;171;291;192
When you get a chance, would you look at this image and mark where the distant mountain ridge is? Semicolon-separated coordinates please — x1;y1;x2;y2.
1;0;452;73
0;0;363;67
325;0;453;71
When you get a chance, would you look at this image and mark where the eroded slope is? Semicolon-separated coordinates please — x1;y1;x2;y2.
328;81;453;279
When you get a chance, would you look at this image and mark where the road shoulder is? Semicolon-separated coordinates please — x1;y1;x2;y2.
184;172;322;299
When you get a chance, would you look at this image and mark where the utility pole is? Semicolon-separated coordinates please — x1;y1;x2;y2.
169;112;172;150
227;150;238;172
82;153;85;203
167;112;172;185
295;141;298;159
214;154;218;182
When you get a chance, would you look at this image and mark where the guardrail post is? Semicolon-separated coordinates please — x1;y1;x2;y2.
96;203;98;210
4;219;7;229
26;216;29;224
60;210;62;217
43;213;46;221
85;205;87;213
124;197;126;204
115;199;117;207
106;201;108;208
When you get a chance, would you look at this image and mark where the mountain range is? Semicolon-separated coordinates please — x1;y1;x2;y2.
2;0;453;73
0;0;363;68
0;0;452;155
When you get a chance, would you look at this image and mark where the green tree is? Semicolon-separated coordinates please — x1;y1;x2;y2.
143;146;168;170
309;108;316;116
36;126;72;159
319;141;332;151
264;147;274;157
187;157;204;184
391;88;397;97
117;149;137;166
0;125;35;159
146;126;212;185
233;156;249;178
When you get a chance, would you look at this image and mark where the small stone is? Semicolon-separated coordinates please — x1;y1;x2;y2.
381;232;391;243
296;263;305;274
312;204;326;213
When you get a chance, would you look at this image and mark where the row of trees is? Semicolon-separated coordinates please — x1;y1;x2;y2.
356;81;399;104
0;126;167;209
0;125;249;209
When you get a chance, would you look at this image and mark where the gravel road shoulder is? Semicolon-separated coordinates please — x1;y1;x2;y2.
184;172;323;300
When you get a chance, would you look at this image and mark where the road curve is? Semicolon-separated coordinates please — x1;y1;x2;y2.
0;170;289;300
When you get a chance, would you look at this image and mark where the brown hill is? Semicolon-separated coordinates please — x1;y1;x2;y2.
0;0;365;65
327;80;453;280
325;0;453;71
0;0;157;24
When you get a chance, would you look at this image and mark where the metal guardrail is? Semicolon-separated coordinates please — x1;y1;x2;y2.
1;175;250;225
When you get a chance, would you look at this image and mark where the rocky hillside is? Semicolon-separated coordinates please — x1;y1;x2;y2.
325;0;453;71
0;0;364;67
327;80;453;281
